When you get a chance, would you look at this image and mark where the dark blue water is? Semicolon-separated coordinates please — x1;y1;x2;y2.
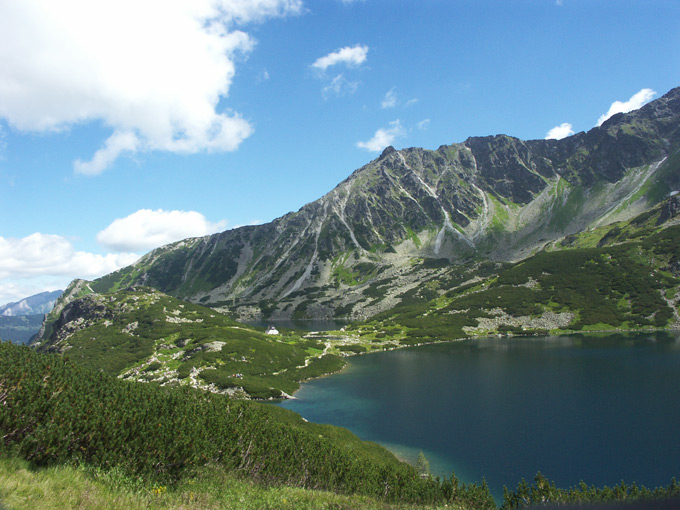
277;333;680;501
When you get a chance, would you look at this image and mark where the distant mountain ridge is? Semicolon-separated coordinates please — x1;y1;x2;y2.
0;290;62;317
0;290;62;344
53;87;680;322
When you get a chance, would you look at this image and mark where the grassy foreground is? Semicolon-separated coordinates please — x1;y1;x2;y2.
0;456;452;510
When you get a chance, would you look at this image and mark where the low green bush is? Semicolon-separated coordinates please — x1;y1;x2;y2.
2;342;476;505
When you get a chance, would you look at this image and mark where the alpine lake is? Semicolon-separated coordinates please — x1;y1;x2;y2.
275;331;680;502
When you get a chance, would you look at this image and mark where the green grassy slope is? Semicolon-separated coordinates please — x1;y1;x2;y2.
36;287;345;399
352;223;680;344
0;342;494;508
0;456;449;510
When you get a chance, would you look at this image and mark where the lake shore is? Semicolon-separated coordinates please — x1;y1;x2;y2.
278;323;680;400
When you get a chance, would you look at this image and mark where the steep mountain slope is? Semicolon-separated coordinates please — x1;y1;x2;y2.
63;87;680;321
353;216;680;345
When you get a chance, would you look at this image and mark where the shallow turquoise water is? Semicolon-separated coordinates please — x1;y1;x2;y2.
277;332;680;501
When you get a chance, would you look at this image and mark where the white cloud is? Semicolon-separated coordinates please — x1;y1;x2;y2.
97;209;228;252
0;281;69;308
545;122;574;140
0;233;140;304
74;131;140;176
417;119;431;130
311;44;368;71
357;120;405;152
382;88;397;109
0;233;139;279
0;0;302;175
322;74;360;99
596;88;656;127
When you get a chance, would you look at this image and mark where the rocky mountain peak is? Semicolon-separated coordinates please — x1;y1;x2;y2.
379;145;396;159
45;86;680;324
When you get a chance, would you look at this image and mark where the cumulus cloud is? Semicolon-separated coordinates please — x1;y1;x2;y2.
382;88;397;109
311;44;368;98
545;122;574;140
0;0;302;175
357;120;405;152
0;233;139;279
596;88;656;127
417;119;430;130
311;44;368;71
0;234;140;305
97;209;228;252
0;232;140;304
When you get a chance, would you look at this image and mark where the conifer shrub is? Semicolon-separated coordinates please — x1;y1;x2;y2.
4;342;496;505
502;472;680;509
291;354;345;381
339;344;367;354
143;361;162;372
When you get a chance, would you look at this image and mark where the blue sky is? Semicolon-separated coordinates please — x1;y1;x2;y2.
1;0;679;305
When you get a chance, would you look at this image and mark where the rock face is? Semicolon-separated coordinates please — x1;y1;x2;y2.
658;193;680;224
42;294;114;348
72;87;680;321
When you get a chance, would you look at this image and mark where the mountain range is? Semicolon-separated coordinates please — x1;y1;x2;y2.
41;87;680;331
71;86;680;323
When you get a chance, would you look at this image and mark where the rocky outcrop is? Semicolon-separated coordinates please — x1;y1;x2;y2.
39;294;114;351
657;193;680;225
